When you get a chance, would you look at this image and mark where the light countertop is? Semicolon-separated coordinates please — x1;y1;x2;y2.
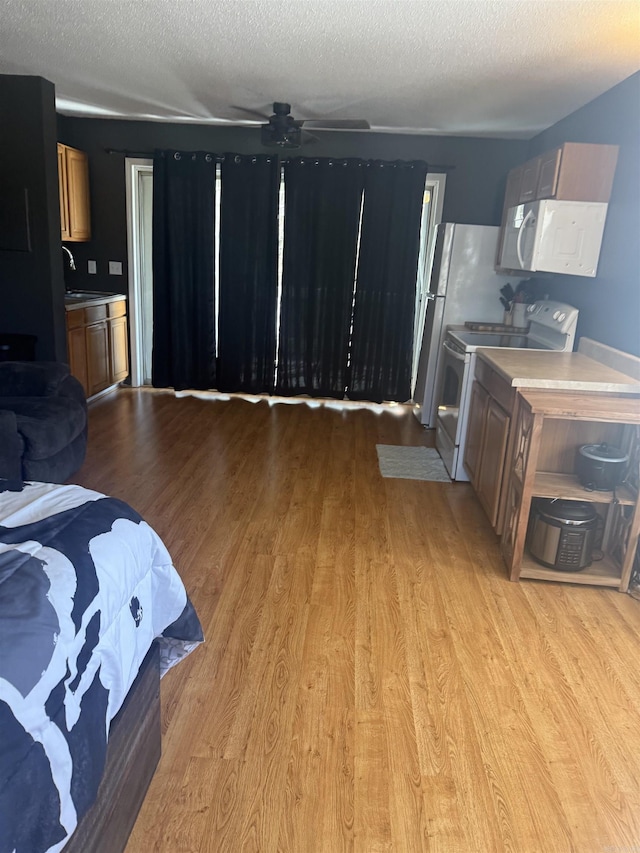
476;348;640;395
64;292;126;311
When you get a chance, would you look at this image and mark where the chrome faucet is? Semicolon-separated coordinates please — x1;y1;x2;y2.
62;245;76;271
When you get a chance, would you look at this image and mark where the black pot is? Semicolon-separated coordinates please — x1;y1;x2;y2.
576;443;629;491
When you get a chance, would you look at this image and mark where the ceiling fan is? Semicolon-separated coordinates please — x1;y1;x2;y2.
236;102;370;149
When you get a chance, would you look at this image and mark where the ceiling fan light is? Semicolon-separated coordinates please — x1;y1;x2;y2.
261;123;302;148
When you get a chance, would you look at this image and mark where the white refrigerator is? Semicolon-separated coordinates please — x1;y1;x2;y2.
412;223;522;427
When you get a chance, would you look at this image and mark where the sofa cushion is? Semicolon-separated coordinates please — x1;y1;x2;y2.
22;431;87;484
0;398;86;461
0;362;70;397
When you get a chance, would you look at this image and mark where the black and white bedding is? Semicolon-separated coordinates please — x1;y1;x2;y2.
0;482;203;853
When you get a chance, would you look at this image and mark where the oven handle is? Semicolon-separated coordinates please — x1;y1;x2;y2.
442;340;466;362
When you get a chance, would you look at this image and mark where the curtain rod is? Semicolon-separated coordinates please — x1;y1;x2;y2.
104;148;455;171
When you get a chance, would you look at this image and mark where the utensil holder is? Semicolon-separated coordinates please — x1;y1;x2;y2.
511;303;527;328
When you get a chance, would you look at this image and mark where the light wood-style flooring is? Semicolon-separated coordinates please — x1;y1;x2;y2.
76;388;640;853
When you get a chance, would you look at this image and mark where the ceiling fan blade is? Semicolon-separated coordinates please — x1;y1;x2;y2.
300;119;370;130
301;130;319;145
230;104;270;121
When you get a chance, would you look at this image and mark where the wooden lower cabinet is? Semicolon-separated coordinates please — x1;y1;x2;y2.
464;381;489;486
109;314;129;384
67;323;89;394
463;358;515;531
66;299;128;398
476;398;510;528
86;320;110;396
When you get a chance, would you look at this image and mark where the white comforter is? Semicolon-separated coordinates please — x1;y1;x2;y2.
0;482;203;853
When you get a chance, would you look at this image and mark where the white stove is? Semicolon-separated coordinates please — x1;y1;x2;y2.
435;300;579;481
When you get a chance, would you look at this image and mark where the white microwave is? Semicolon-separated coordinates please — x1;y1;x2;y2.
499;199;608;277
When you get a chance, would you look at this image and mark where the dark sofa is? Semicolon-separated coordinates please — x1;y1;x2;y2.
0;362;87;488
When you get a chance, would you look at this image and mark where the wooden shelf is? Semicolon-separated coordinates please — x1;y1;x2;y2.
520;552;622;587
532;472;636;506
501;389;640;593
519;390;640;421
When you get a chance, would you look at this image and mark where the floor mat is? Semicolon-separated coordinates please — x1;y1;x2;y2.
376;444;451;482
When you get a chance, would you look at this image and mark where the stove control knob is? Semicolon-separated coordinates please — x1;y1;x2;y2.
558;312;566;322
553;311;560;320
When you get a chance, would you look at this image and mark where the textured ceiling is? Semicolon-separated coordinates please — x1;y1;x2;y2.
1;0;639;138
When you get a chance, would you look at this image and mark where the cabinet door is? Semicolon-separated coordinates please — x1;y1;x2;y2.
65;147;91;241
496;167;524;269
86;321;110;396
109;315;129;384
463;381;490;487
536;148;562;198
57;144;71;240
476;398;510;529
67;324;89;397
503;166;523;210
554;142;619;202
518;157;541;203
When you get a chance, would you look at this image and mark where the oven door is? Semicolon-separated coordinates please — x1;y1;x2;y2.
436;339;469;478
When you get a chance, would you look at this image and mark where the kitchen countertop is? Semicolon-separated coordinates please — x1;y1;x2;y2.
476;348;640;394
64;292;126;310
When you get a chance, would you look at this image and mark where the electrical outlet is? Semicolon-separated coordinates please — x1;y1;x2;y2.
108;261;123;275
87;260;97;274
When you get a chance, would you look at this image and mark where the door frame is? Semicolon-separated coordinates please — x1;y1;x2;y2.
411;172;447;392
125;157;153;387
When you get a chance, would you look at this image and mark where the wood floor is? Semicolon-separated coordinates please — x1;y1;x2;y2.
77;388;640;853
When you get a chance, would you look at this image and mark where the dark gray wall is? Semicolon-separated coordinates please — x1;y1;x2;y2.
57;115;528;294
4;71;637;361
525;72;640;356
0;76;67;360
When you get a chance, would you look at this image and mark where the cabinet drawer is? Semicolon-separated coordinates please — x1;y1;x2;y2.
108;299;126;319
84;304;107;324
66;307;85;329
475;358;515;414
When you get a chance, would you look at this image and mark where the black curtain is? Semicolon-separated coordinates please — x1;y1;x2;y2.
348;160;428;403
276;158;364;397
151;150;216;391
217;154;280;394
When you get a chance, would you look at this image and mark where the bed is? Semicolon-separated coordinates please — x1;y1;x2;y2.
0;481;203;853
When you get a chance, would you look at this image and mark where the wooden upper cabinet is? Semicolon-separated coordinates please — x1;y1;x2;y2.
549;142;619;202
503;165;523;210
506;142;619;208
57;143;91;241
518;158;541;203
57;144;70;240
536;148;562;198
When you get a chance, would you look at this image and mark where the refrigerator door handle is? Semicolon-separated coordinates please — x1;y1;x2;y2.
442;340;466;362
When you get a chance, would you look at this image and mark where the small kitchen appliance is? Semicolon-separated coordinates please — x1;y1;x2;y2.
527;499;599;571
576;443;629;491
499;199;608;277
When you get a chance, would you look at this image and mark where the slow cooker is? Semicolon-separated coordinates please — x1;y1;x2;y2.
576;443;629;491
527;499;599;571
